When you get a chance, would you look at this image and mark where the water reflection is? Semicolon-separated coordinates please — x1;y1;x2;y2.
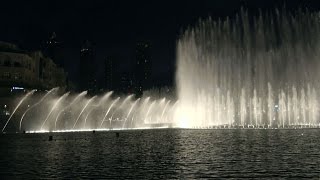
0;129;319;179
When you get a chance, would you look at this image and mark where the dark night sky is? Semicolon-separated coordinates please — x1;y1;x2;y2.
0;0;319;87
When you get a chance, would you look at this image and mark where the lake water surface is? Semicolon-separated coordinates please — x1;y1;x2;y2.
0;129;319;179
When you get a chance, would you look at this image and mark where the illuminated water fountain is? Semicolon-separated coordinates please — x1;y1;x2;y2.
2;9;320;133
1;89;177;132
175;9;320;128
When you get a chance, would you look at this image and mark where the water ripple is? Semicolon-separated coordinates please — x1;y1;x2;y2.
0;129;319;179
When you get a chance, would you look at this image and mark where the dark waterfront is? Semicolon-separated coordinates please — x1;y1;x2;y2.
0;129;319;179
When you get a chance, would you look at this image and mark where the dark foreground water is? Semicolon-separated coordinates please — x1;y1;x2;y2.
0;129;319;179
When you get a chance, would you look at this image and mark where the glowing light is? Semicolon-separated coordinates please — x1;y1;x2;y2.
12;87;24;90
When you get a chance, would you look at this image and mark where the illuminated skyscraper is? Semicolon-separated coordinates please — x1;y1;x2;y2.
134;42;151;95
120;72;134;94
79;40;96;92
43;32;64;68
104;55;119;91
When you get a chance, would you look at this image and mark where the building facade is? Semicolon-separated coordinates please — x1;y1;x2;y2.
0;42;67;90
0;41;68;128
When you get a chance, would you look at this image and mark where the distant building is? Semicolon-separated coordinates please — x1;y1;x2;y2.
32;51;67;89
104;56;118;91
0;41;67;91
134;42;152;95
120;73;134;94
0;41;68;126
43;32;64;68
79;40;96;93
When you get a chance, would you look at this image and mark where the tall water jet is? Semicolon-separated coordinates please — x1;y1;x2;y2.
40;92;69;130
2;90;36;132
279;90;287;128
175;9;320;128
19;88;58;131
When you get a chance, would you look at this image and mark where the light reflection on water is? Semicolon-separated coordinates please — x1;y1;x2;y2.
0;129;319;179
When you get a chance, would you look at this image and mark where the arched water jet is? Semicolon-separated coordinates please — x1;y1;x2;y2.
55;91;87;129
156;98;166;123
40;92;70;130
138;97;150;123
109;95;133;127
83;91;113;128
73;96;97;129
100;97;120;128
122;98;140;128
19;88;58;131
83;105;98;128
160;100;171;123
144;101;155;124
2;90;36;132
